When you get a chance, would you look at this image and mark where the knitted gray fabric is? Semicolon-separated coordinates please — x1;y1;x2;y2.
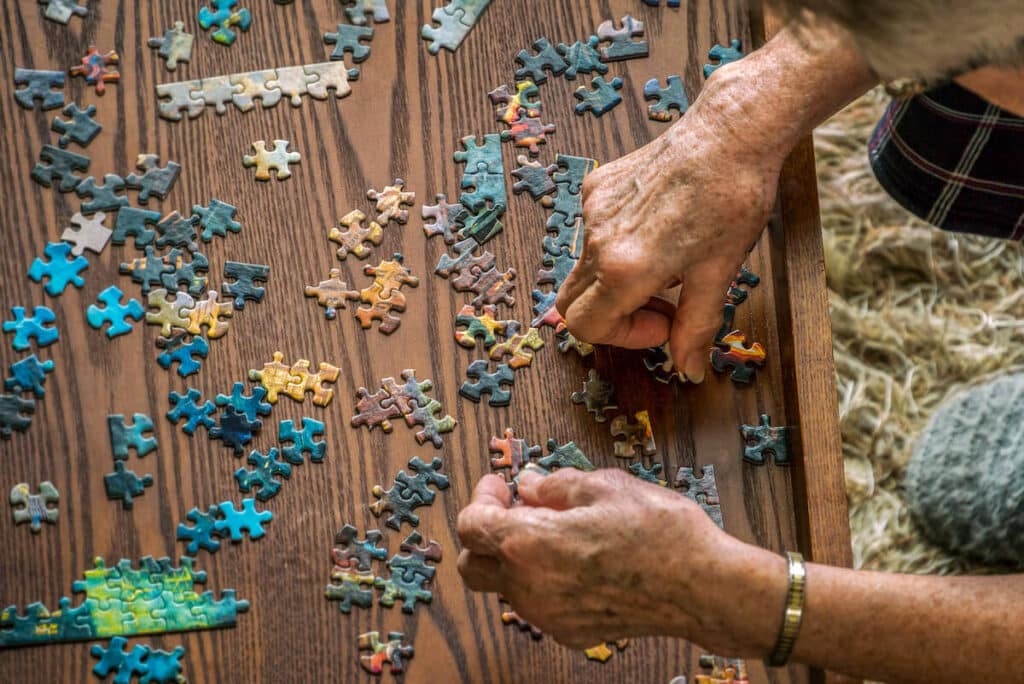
905;375;1024;565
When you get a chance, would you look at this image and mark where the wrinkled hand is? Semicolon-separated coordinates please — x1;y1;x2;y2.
556;80;785;382
457;468;784;654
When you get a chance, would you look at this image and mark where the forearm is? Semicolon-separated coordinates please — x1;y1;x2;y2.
694;21;877;162
793;563;1024;681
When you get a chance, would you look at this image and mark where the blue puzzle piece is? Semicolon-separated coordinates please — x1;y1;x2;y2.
31;145;89;192
278;417;326;465
14;69;65;110
141;646;186;684
120;246;175;295
112;207;160;248
214;498;272;541
215;382;272;422
209;406;261;455
107;414;157;459
193;200;241;242
3;306;59;351
642;0;680;5
28;242;89;296
87;286;145;338
574;76;623;117
156;335;209;378
324;23;374;62
459;359;514;406
234;447;292;501
198;0;252;45
0;394;35;438
76;174;129;214
704;39;744;78
643;75;689;122
167;388;217;435
154;211;199;251
221;261;269;309
4;355;55;398
177;504;223;554
91;637;150;684
51;103;101;147
103;460;154;510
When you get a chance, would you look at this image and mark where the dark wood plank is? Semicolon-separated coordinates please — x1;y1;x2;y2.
0;1;841;681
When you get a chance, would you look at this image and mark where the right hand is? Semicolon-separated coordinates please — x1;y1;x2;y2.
555;72;786;382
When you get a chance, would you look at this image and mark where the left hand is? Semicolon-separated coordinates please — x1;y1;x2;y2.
456;468;785;653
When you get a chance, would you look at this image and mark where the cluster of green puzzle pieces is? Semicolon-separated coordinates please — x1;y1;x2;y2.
0;556;248;647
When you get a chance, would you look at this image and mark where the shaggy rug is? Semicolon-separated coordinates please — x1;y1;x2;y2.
814;89;1023;575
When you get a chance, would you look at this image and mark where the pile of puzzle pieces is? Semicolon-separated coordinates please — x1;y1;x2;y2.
0;556;247;647
305;181;420;332
326;528;442;615
351;369;456;448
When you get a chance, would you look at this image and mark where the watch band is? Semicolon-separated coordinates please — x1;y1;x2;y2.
767;551;806;667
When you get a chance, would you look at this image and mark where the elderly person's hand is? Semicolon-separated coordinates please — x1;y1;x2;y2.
456;468;786;653
555;73;784;383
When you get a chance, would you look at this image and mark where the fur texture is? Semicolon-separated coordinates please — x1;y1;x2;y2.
772;0;1024;81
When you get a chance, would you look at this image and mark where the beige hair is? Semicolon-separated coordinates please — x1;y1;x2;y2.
770;0;1024;82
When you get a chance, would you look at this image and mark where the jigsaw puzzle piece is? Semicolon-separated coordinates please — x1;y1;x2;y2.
176;504;223;553
5;355;54;398
112;207;160;248
31;144;89;192
14;68;65;110
511;155;557;199
51;103;101;147
329;209;384;260
643;75;689;121
76;174;129;214
740;414;789;465
125;154;181;203
209;406;262;454
107;414;157;459
304;268;358;319
514;38;568;83
596;15;648;61
264;65;315;107
344;0;390;24
570;369;617;422
3;306;58;351
228;69;281;111
197;0;252;45
460;360;514;406
61;212;111;256
303;61;360;100
488;326;543;369
278;417;326;465
103;460;154;509
148;20;195;71
9;481;58;532
221;261;269;308
558;36;607;79
214;498;272;542
367;179;415;226
704;39;744;78
538;439;596;471
28;239;88;293
243;139;300;181
357;631;414;674
333;524;388;572
215;383;272;423
40;0;88;24
610;411;657;459
248;352;302;403
86;286;145;339
489;428;542;478
710;330;765;383
324;24;374;62
185;290;233;338
458;206;504;245
194;200;242;242
674;465;724;528
574;76;623;117
234;448;292;501
421;194;468;244
167;388;217;435
156;80;205;121
326;569;377;613
69;46;120;95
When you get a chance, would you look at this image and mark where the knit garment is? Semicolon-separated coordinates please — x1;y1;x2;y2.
905;375;1024;565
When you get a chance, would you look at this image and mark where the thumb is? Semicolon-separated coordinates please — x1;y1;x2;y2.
517;468;597;510
671;261;737;384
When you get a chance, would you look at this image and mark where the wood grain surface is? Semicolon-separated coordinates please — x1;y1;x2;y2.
0;1;844;682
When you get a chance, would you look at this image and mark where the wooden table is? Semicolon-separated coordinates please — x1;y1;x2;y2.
0;1;850;682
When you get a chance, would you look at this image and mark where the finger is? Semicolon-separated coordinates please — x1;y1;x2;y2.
457;479;518;556
457;550;506;593
670;261;737;383
470;473;514;509
561;279;671;349
517;468;600;510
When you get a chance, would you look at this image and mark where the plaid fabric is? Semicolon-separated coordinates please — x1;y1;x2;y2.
869;82;1024;239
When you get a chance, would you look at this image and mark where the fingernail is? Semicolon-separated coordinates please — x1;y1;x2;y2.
683;352;706;384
